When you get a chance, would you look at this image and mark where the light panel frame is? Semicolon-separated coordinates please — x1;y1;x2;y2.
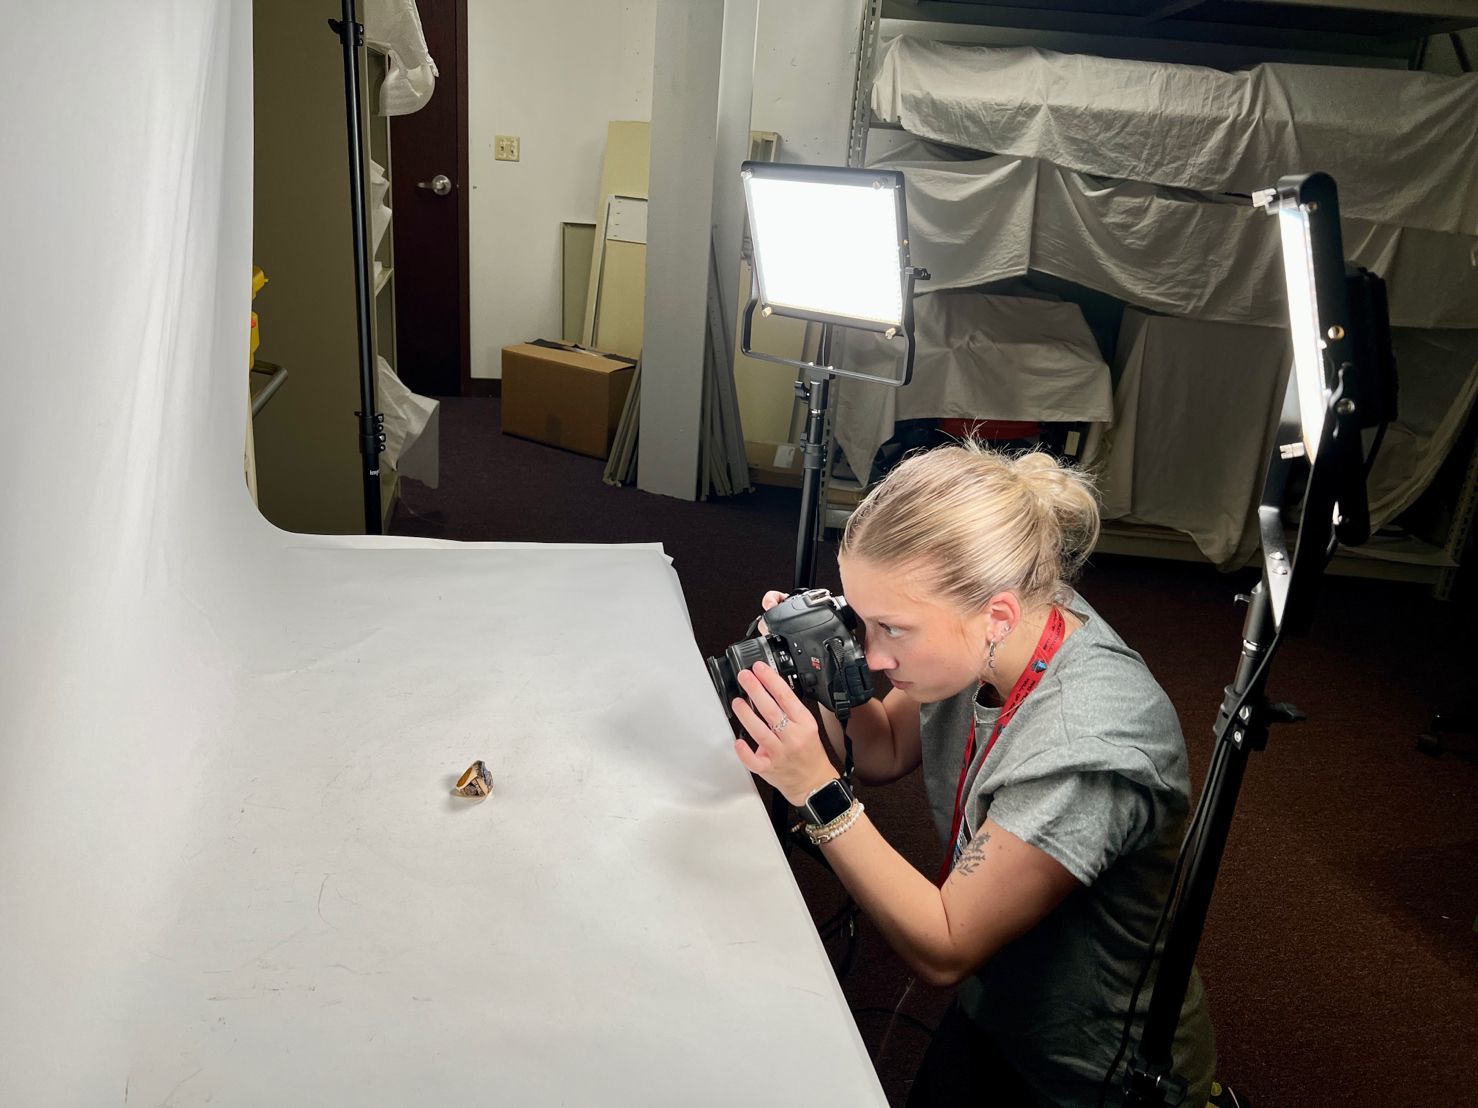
1254;172;1378;632
739;161;922;388
1258;173;1352;461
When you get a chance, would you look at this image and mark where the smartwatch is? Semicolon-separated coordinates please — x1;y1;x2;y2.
802;778;854;828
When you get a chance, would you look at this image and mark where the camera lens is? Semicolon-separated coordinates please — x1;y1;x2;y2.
706;654;740;718
728;637;775;673
707;636;789;719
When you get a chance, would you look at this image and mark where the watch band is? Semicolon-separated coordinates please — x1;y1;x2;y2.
805;800;864;845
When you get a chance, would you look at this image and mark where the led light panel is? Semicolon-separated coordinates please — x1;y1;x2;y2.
743;169;906;330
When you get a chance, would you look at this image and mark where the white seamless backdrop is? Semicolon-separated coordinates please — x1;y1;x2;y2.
0;5;883;1104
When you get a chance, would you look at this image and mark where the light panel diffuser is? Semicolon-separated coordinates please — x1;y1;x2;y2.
1275;204;1330;460
743;169;906;330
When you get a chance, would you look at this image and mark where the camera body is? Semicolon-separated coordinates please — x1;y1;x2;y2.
706;589;876;722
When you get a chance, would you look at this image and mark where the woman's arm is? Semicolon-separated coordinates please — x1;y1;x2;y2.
820;814;1078;987
817;688;922;786
732;662;1078;987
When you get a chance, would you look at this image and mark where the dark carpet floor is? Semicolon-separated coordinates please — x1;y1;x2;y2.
392;397;1478;1107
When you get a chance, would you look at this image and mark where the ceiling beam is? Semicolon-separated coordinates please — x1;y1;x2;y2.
1230;0;1477;17
1142;0;1210;23
881;3;1420;56
881;1;1477;47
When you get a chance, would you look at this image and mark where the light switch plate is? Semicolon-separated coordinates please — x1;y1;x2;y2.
495;135;520;162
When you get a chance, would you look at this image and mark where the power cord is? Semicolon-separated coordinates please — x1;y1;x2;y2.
873;976;923;1064
853;1006;935;1042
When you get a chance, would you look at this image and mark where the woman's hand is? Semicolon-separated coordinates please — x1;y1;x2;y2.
756;590;788;635
731;662;838;806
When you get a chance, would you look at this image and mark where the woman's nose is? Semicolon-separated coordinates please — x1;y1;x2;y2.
865;647;895;672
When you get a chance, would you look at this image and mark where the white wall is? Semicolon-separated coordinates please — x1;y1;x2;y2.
731;0;867;447
751;0;866;166
467;0;865;383
637;0;866;499
467;0;656;379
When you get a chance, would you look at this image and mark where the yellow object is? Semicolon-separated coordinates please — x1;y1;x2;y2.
249;266;268;367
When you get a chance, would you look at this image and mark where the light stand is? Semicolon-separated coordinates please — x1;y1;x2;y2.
737;162;928;902
738;162;929;593
1121;173;1397;1107
792;327;834;592
329;0;387;535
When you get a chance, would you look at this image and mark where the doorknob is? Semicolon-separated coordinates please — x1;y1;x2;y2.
417;174;453;197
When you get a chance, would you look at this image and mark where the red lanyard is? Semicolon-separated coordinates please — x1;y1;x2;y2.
938;607;1067;885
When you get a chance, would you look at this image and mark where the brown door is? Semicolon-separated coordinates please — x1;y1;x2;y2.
388;0;468;398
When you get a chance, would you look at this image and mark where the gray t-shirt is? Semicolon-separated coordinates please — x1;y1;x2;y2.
919;593;1215;1107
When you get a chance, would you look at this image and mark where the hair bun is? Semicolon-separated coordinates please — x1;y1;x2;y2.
1011;450;1100;575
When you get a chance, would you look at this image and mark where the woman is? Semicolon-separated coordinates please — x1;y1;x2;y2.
732;443;1216;1107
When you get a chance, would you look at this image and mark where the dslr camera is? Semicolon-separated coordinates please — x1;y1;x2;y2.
706;589;876;722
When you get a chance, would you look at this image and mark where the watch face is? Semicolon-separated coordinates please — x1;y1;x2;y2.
806;780;851;825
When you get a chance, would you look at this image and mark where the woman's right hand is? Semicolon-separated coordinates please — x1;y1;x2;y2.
757;590;788;635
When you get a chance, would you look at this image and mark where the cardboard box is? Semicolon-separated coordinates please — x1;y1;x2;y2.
501;341;636;459
745;440;869;512
746;439;804;488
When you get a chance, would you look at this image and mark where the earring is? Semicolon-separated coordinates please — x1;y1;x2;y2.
986;625;1010;672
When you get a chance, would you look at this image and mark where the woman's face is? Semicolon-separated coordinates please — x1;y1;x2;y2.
838;554;991;703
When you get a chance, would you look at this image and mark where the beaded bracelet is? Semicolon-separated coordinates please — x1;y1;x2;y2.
805;800;865;845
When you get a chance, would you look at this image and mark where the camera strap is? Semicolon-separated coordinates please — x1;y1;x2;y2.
937;606;1067;886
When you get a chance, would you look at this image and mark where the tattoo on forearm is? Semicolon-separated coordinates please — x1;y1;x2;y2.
954;829;992;876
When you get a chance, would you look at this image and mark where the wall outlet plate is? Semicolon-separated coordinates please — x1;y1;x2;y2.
495;135;520;162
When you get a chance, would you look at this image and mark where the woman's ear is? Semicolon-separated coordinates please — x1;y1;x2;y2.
985;592;1024;640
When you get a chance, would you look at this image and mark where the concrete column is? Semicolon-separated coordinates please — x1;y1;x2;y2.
712;0;759;354
638;0;726;500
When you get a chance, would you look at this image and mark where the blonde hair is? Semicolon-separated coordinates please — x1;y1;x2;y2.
840;442;1100;613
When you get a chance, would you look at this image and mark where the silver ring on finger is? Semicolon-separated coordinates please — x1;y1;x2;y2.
771;715;790;733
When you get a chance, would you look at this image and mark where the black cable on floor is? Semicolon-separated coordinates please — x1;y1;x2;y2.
851;1007;936;1039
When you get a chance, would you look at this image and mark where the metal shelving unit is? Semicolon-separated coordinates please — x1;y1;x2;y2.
815;1;1478;597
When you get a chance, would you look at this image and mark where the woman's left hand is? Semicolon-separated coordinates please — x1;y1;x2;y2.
731;663;839;806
